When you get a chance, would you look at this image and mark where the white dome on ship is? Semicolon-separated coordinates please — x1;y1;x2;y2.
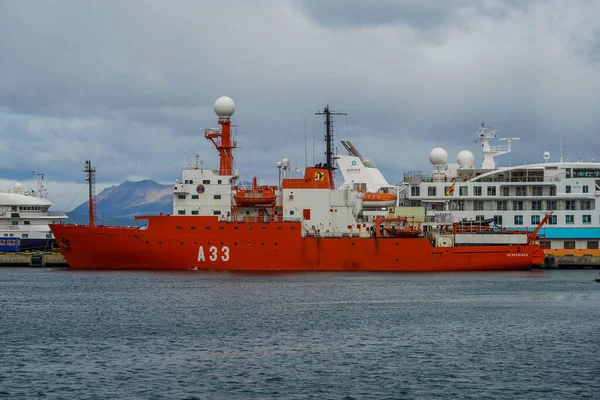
543;151;550;160
281;158;290;168
13;183;23;193
214;96;236;119
429;148;448;167
456;150;475;168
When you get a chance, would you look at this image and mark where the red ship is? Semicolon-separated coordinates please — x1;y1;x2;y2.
50;97;548;271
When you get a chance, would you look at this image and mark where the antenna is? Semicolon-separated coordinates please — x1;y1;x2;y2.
304;117;308;169
184;121;188;169
312;119;315;166
560;134;563;163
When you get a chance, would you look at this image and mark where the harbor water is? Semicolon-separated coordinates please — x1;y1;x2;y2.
0;268;599;399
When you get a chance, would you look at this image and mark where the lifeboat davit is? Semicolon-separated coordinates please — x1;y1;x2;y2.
234;177;277;206
362;192;396;208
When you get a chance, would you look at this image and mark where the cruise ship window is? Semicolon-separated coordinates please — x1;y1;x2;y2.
532;187;543;196
587;241;599;249
191;210;199;215
548;215;557;225
497;201;507;211
410;187;420;196
581;200;591;210
487;186;496;196
514;215;523;225
24;221;31;225
583;185;589;193
549;187;556;196
473;201;484;211
516;186;526;196
459;186;468;196
565;215;574;224
473;186;482;196
178;195;186;200
11;221;18;226
427;186;436;196
21;234;28;239
564;241;575;249
565;186;571;193
214;195;221;199
203;180;210;184
512;201;523;211
565;200;574;210
213;210;221;215
502;187;509;196
493;215;503;226
583;215;592;224
192;195;199;199
531;201;542;211
531;215;540;225
178;210;185;215
546;200;556;210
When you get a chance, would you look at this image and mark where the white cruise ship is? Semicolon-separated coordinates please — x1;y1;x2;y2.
337;125;600;251
0;175;67;251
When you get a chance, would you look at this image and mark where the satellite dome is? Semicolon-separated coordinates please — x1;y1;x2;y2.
13;183;23;193
429;148;448;167
456;150;475;168
281;158;290;168
543;151;550;160
213;96;236;119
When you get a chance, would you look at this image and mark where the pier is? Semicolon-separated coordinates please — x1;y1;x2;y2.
0;252;68;267
543;250;600;269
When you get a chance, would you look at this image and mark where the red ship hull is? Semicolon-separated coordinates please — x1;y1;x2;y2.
50;216;544;271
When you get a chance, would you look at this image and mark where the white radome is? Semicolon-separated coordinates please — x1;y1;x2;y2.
456;150;475;168
543;151;550;160
281;158;290;168
429;148;448;167
14;183;23;193
214;96;236;118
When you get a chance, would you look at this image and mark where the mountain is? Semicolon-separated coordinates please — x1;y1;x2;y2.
72;179;172;218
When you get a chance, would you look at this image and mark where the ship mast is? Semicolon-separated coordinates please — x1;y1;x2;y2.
205;96;237;176
316;105;346;189
83;160;96;227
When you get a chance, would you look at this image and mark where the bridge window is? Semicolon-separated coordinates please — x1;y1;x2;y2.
203;180;210;184
191;210;199;215
192;195;199;199
213;210;221;215
214;195;221;199
177;210;185;215
178;195;186;200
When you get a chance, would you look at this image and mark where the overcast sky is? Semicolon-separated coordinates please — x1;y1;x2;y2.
1;0;599;210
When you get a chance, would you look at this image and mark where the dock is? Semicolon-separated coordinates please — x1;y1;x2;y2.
543;250;600;269
0;252;68;267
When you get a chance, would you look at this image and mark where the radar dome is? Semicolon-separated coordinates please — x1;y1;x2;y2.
429;148;448;167
281;158;290;168
213;96;236;119
456;150;475;168
543;151;550;160
13;183;22;193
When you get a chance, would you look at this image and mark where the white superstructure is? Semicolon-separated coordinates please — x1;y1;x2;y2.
400;124;600;250
0;175;67;250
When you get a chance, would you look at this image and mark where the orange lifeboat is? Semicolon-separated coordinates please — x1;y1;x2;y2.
362;192;396;207
234;177;277;206
381;217;422;238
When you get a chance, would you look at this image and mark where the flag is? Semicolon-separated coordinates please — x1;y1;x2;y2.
445;183;456;196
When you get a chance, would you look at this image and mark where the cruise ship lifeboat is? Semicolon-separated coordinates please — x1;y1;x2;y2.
362;192;397;208
234;177;276;206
